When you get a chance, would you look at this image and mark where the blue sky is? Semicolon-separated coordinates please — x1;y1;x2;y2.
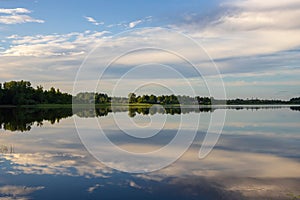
0;0;219;35
0;0;300;99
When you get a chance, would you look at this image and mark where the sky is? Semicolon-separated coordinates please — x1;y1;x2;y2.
0;0;300;99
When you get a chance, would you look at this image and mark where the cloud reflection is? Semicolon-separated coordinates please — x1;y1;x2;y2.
1;153;111;178
0;107;299;199
0;185;44;200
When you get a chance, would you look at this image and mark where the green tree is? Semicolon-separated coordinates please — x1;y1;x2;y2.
128;93;137;103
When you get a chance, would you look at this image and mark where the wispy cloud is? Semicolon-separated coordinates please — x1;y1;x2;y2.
84;16;104;26
0;15;44;24
0;30;111;86
0;8;44;24
129;19;142;28
215;0;300;31
2;31;109;56
105;16;152;29
0;8;30;14
128;16;152;28
163;0;300;82
106;22;124;28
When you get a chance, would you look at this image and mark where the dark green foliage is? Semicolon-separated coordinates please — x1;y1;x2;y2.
227;98;288;105
0;80;72;105
128;93;194;105
95;93;110;104
196;96;212;105
0;107;73;132
290;97;300;104
73;92;111;104
128;93;137;103
127;106;213;117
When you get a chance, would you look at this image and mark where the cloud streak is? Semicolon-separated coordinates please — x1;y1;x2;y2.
84;16;104;26
0;8;31;14
0;8;44;24
174;0;300;57
128;16;152;28
2;31;109;56
129;19;142;28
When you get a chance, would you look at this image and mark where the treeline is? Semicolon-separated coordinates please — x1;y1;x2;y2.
290;97;300;104
0;80;72;105
74;93;212;105
227;98;286;105
128;93;207;105
1;81;300;106
128;93;300;105
129;93;179;104
226;97;300;105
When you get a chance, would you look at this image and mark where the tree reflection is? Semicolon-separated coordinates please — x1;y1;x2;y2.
0;106;293;132
0;108;72;132
290;106;300;111
127;106;213;117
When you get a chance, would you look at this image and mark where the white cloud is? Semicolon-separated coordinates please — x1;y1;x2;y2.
0;31;111;86
84;16;104;26
174;0;300;60
223;0;300;11
129;19;142;28
106;21;127;28
145;16;152;22
0;8;30;14
2;31;109;56
0;14;44;24
0;8;44;24
106;16;151;29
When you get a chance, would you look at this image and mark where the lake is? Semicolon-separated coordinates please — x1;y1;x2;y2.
0;106;299;199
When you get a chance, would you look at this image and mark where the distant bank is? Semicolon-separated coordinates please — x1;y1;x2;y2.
0;80;299;106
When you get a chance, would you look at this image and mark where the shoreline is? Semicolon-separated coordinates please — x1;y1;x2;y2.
0;104;298;109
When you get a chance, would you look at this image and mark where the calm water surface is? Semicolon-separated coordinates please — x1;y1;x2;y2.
0;106;299;200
